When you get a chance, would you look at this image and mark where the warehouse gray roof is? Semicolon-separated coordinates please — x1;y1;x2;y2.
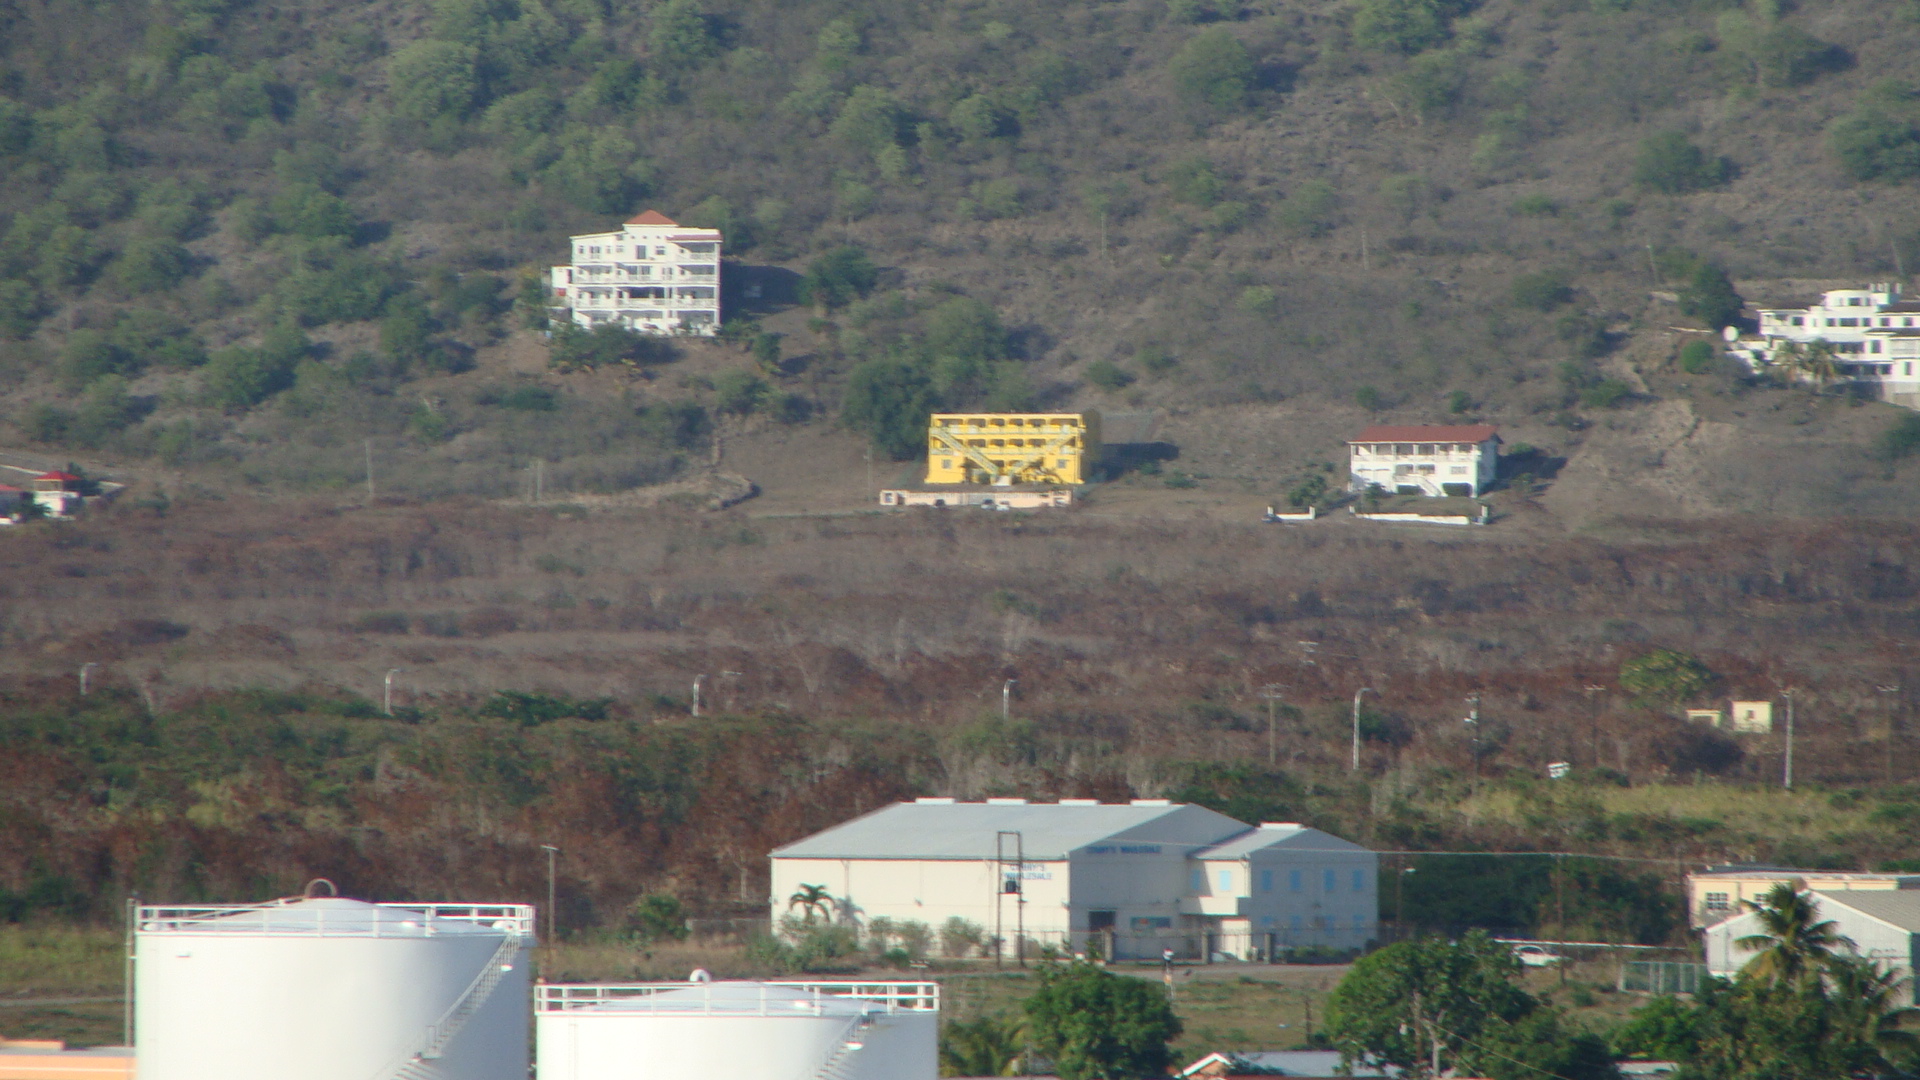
1815;890;1920;932
1194;823;1372;860
770;799;1248;861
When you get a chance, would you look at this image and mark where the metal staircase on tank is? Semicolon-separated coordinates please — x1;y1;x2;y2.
376;931;527;1080
810;1014;880;1080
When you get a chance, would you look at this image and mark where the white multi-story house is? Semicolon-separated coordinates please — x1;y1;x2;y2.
1347;424;1499;497
1733;282;1920;407
548;210;721;336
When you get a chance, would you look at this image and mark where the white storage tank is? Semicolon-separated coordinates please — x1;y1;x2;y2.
536;980;939;1080
135;891;533;1080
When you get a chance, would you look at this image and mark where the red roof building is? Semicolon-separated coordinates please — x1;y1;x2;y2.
1347;425;1500;498
553;211;723;338
1348;424;1500;445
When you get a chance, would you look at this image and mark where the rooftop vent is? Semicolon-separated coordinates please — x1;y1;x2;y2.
1058;799;1099;806
914;797;956;804
1261;822;1304;829
1130;799;1173;807
985;798;1029;805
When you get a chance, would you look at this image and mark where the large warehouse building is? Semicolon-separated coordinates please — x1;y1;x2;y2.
769;799;1377;960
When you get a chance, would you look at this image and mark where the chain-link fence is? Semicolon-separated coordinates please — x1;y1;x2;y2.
1619;960;1706;995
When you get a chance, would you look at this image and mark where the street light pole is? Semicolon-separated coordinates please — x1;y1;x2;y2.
1879;684;1901;784
540;845;559;947
1259;684;1286;768
383;668;402;716
1003;679;1017;720
692;674;706;718
1782;689;1795;790
80;662;99;696
1351;688;1375;772
1465;693;1482;792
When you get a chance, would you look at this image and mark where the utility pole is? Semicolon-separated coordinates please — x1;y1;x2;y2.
1351;687;1375;772
1782;689;1795;790
540;845;559;947
80;662;99;696
692;674;706;718
1259;684;1286;768
1879;684;1902;784
1003;678;1016;720
1464;694;1482;792
383;668;402;716
1583;684;1606;769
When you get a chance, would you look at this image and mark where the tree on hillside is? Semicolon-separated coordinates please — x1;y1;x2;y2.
1617;648;1713;708
1022;961;1181;1080
1830;81;1920;183
1634;131;1732;195
801;246;878;310
841;356;934;459
1168;28;1255;112
1734;882;1852;987
1679;262;1743;331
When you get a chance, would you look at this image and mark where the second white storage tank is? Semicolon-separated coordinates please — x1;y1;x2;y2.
536;980;939;1080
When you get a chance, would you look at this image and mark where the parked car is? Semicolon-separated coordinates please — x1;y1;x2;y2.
1513;944;1565;967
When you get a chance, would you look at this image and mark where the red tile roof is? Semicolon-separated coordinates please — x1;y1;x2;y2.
1349;424;1500;443
625;210;678;226
36;471;80;481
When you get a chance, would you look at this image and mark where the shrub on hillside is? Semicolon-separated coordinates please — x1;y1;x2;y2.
1678;339;1718;375
1352;0;1466;55
842;356;935;460
1679;262;1743;331
1633;131;1732;194
1830;82;1920;183
1168;27;1255;112
1511;270;1573;311
801;246;878;310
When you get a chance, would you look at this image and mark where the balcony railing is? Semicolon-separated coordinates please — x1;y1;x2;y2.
137;901;536;937
536;982;939;1015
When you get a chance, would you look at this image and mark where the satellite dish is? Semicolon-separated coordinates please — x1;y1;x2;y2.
1722;325;1739;342
688;968;713;983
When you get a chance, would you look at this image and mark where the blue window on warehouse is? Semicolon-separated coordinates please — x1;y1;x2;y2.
1261;870;1273;893
1289;870;1302;892
1218;869;1232;891
1352;869;1365;891
1191;869;1204;892
1323;869;1336;892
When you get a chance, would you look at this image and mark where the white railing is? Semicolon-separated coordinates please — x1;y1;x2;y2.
137;901;536;937
537;981;939;1015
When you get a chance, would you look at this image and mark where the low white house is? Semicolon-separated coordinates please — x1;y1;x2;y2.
1685;864;1920;929
1703;890;1920;1003
769;799;1378;961
1732;282;1920;407
1347;425;1500;498
548;210;721;336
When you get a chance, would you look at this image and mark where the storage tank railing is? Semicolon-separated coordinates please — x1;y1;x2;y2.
537;982;939;1015
137;902;536;936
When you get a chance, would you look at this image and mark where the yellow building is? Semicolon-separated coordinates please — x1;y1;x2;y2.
925;412;1100;486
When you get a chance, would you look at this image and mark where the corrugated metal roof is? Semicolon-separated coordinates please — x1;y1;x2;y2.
771;801;1246;860
1817;889;1920;932
1194;824;1371;860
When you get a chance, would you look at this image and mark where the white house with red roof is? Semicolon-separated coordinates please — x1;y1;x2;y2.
1347;424;1500;497
28;471;84;516
548;210;722;337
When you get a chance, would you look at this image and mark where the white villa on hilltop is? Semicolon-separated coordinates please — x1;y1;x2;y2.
548;210;722;336
1729;282;1920;407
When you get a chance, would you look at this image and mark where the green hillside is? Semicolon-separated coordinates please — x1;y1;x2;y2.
2;0;1918;495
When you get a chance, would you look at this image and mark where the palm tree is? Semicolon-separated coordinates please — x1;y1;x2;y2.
1825;953;1920;1073
1733;881;1853;986
939;1014;1027;1077
787;883;835;924
1781;339;1841;391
